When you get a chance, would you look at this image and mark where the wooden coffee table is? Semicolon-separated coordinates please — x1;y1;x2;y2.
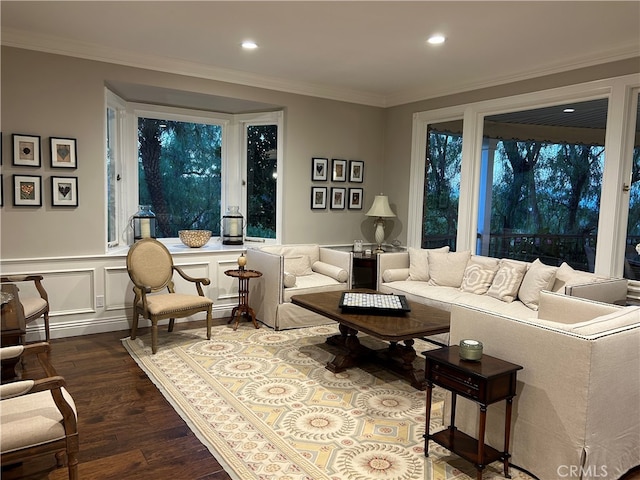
291;290;450;389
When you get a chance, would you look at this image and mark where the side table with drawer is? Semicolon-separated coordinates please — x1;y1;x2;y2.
423;346;523;480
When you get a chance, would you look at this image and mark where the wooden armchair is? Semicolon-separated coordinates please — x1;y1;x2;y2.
1;275;50;342
126;238;214;354
0;342;78;480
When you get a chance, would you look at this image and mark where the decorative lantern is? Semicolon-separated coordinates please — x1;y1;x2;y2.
222;206;244;245
132;205;157;242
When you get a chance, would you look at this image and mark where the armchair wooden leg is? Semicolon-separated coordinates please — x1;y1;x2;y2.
43;312;51;342
130;310;139;340
168;318;175;332
151;321;159;354
206;308;212;340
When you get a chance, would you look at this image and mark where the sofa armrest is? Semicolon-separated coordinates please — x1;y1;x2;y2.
566;278;628;304
377;252;409;288
319;248;352;287
246;248;284;326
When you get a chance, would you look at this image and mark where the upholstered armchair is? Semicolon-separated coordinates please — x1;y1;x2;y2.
246;244;352;330
126;238;214;354
1;342;79;480
1;275;50;342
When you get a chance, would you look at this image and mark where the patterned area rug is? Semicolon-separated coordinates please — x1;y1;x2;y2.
122;324;535;480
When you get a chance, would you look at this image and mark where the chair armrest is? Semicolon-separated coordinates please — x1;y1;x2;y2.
319;248;352;281
1;275;48;302
246;248;284;326
566;278;629;304
2;342;58;377
172;265;211;296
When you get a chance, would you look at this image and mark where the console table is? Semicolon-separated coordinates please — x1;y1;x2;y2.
423;346;522;480
352;252;377;289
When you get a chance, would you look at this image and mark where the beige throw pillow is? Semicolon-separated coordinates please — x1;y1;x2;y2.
551;262;597;292
408;246;449;281
284;255;313;276
460;259;499;294
518;259;558;310
427;250;471;287
487;260;527;303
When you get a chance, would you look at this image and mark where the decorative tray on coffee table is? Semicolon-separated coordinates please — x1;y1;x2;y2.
339;292;411;315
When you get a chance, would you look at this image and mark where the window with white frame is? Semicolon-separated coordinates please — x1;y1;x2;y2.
105;89;283;248
410;75;640;281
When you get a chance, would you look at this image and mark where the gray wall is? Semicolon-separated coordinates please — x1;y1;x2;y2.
1;47;385;259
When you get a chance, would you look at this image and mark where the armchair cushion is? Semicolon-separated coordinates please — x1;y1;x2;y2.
20;296;48;318
137;293;213;315
312;261;348;283
1;387;76;453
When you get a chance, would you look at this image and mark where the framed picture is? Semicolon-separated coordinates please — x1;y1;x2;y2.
349;160;364;183
50;137;77;168
13;175;42;206
331;158;347;182
311;157;328;181
311;186;327;209
348;188;363;209
0;175;3;207
12;134;41;167
51;176;78;207
330;187;346;209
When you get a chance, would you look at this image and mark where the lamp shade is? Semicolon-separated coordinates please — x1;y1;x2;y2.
365;195;395;218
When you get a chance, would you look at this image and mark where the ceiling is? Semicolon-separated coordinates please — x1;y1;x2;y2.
2;1;639;108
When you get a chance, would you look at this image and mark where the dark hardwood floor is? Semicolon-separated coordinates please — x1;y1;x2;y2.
3;319;639;480
2;319;233;480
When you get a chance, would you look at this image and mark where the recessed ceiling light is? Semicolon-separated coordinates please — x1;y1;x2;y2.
241;41;258;50
563;108;576;113
427;34;446;45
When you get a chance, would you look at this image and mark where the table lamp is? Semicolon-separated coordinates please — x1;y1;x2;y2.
365;194;395;253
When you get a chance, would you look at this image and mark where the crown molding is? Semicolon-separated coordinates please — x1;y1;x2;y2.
384;43;640;108
1;28;386;108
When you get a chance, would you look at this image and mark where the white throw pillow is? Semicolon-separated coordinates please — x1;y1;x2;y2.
427;250;471;287
460;259;499;294
284;255;313;276
551;262;596;292
283;271;296;288
408;246;449;281
518;259;558;310
382;268;410;283
486;260;527;303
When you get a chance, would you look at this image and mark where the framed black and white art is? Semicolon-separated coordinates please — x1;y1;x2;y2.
348;188;363;209
12;134;41;167
349;160;364;183
50;137;77;168
311;157;328;181
311;186;327;209
330;187;346;209
331;159;347;182
51;176;78;207
13;174;42;206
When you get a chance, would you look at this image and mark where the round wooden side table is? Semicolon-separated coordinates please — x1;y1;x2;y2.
224;268;263;330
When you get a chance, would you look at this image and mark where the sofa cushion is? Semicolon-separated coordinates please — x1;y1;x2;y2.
284;255;313;276
283;273;345;302
460;259;499;294
312;261;348;283
518;259;558;310
427;250;470;287
408;246;449;281
487;260;527;303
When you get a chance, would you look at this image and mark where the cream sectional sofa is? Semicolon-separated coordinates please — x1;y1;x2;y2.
246;244;351;330
377;247;629;318
449;292;640;480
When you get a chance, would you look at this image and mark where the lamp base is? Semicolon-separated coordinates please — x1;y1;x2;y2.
373;246;385;253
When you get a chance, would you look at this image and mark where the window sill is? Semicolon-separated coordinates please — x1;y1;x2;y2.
107;237;275;256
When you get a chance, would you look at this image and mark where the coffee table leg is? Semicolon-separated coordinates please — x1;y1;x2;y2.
387;339;425;389
326;324;361;373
